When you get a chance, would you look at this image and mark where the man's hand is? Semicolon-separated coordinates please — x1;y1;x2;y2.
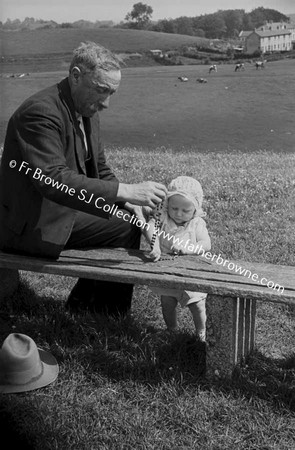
117;182;167;208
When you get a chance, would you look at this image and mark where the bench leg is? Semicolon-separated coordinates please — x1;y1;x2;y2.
0;269;20;301
206;294;256;378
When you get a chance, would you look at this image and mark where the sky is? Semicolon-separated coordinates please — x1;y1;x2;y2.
1;0;295;23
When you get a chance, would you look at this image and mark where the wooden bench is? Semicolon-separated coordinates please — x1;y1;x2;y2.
1;248;294;378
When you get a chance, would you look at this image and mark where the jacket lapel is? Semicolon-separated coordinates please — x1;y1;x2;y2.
57;78;87;175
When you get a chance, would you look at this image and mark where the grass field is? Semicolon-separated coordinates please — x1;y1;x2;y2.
0;28;213;75
0;28;208;56
1;59;295;152
0;40;295;449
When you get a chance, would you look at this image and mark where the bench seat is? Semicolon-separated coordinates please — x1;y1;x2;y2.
1;248;294;378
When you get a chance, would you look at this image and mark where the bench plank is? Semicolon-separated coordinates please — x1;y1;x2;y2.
1;248;294;379
0;249;294;305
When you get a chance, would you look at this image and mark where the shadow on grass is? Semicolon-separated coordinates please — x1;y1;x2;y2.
0;280;206;383
0;398;52;450
84;324;207;386
1;281;294;413
229;350;295;412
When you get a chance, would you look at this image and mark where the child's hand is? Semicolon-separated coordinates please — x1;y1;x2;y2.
142;205;154;220
148;245;161;262
125;204;146;223
171;244;185;255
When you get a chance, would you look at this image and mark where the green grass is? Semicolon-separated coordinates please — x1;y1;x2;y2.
1;28;209;56
1;60;295;151
0;27;209;74
1;148;294;450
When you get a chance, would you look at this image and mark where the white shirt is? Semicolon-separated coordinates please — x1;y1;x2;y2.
76;115;88;157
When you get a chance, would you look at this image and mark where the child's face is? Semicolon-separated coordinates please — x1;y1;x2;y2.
168;195;195;225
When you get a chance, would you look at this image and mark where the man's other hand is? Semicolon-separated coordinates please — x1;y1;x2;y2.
117;182;167;208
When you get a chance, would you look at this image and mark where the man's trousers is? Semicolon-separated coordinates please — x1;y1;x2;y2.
64;208;141;316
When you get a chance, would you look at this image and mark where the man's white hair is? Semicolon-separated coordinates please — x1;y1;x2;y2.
69;41;121;74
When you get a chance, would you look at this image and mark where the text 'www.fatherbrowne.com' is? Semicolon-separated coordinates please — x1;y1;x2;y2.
153;226;285;294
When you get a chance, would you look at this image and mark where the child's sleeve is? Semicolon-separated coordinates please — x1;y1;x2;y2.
195;218;211;252
143;216;157;245
142;216;162;262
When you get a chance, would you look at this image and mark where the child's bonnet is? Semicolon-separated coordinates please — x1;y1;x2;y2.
154;176;207;253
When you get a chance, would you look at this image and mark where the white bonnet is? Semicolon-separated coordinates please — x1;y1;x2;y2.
152;176;206;220
151;176;206;221
167;176;204;211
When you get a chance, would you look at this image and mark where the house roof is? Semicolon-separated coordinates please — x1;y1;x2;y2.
257;22;295;31
245;30;292;41
255;29;291;37
239;31;252;37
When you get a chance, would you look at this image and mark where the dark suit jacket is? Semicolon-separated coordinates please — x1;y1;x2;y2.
0;78;119;258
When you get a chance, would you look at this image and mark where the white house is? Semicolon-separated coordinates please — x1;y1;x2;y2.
246;29;292;53
240;21;295;54
257;21;295;37
238;30;252;42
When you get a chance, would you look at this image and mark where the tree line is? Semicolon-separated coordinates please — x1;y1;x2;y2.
0;17;114;31
122;4;291;39
1;5;291;39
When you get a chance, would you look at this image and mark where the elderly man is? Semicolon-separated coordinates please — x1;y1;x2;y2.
0;41;167;316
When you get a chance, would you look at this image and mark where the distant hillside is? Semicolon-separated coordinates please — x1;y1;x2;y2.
0;28;209;57
0;17;114;31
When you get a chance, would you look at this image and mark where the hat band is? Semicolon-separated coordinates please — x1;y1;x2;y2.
0;360;43;386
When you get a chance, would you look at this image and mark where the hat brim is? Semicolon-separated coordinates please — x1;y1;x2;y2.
0;349;59;394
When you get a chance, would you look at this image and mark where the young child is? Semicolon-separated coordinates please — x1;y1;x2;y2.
144;176;211;341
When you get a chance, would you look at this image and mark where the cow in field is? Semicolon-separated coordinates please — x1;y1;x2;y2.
196;78;207;83
255;60;266;69
235;63;245;72
208;64;217;74
178;76;188;82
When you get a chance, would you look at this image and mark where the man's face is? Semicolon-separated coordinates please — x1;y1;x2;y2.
69;67;121;117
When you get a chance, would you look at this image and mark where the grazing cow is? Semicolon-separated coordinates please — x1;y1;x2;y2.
234;63;245;72
255;61;266;69
178;76;188;82
196;78;207;83
208;64;217;74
